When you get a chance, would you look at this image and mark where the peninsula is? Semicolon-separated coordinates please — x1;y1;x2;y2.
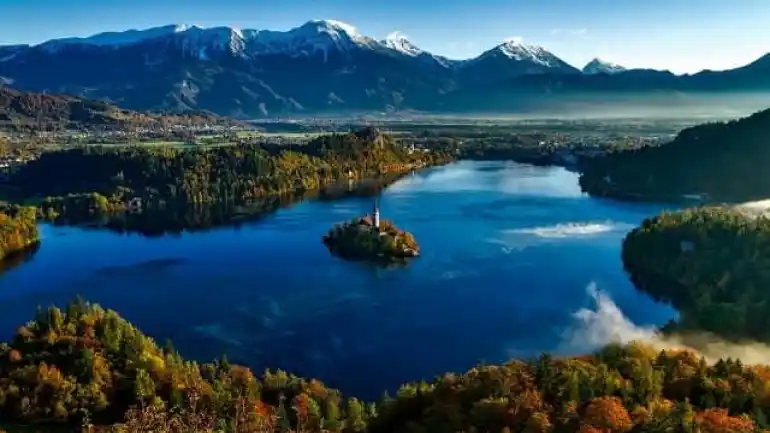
0;205;40;261
622;205;770;341
323;199;419;263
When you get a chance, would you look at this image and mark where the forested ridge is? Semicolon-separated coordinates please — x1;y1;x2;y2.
0;86;233;132
7;128;453;218
2;298;770;432
579;107;770;202
622;206;770;341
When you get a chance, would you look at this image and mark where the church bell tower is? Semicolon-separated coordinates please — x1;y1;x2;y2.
373;198;380;230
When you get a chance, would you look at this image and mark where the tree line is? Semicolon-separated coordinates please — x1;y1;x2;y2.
1;298;770;432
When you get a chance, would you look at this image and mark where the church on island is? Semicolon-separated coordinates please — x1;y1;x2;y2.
322;195;420;262
357;198;382;233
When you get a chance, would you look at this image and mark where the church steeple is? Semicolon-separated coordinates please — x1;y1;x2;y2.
372;197;380;230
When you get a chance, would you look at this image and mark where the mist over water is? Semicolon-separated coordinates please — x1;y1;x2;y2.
563;283;770;366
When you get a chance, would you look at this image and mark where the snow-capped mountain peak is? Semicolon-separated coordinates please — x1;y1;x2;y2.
489;37;567;68
383;31;423;56
309;20;361;37
288;19;372;46
582;58;627;75
244;19;382;60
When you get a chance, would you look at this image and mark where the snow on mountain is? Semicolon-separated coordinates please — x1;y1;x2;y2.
38;24;191;52
382;32;423;57
245;20;381;60
16;20;600;71
495;37;566;67
168;26;250;59
32;20;382;60
582;58;627;75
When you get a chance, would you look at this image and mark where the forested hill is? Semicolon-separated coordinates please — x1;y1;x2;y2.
622;206;770;341
0;87;234;132
579;107;770;202
8;128;452;207
3;297;770;432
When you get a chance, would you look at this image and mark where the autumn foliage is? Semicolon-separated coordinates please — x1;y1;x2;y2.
0;206;39;261
583;397;633;433
2;301;770;432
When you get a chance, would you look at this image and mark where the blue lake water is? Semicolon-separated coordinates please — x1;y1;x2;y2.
0;160;677;400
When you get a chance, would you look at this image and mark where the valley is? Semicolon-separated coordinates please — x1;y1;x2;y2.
3;5;770;431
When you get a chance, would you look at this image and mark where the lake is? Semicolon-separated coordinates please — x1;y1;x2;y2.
0;160;677;400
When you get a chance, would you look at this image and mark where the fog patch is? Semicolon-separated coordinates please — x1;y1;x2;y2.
561;283;770;365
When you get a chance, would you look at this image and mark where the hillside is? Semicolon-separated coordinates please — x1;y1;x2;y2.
579;106;770;202
0;86;234;132
2;298;770;432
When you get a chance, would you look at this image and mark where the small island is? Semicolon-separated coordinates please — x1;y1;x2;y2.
323;199;419;263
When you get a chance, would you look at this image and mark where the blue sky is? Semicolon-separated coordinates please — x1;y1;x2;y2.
1;0;769;74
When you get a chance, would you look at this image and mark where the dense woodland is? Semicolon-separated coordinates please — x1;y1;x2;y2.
0;205;39;261
622;206;770;341
580;107;770;202
8;129;453;218
2;299;770;432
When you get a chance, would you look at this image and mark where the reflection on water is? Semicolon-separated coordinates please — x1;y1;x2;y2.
0;244;40;275
94;258;189;276
51;176;398;237
0;161;678;400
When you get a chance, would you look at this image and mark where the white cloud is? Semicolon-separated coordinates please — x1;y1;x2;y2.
550;29;563;35
571;28;588;36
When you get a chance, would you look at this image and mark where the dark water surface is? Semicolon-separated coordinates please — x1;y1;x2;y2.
0;161;677;400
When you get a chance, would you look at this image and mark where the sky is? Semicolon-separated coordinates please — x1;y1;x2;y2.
1;0;769;74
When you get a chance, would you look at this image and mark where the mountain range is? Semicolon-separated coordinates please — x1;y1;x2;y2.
1;19;769;118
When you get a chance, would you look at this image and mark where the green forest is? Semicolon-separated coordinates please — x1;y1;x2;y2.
579;107;770;202
0;205;40;261
6;128;453;218
2;298;770;432
622;206;770;341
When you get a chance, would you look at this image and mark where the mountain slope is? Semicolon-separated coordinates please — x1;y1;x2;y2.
0;86;232;131
579;106;770;201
